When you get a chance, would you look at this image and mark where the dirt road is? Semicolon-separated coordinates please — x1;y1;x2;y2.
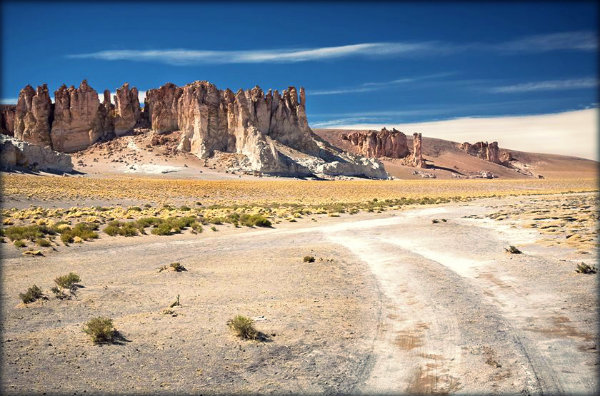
2;196;597;394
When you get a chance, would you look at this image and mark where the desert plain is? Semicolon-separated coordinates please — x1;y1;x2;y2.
1;168;598;395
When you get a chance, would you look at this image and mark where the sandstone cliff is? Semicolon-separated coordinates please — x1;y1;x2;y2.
14;84;53;147
2;79;387;179
341;128;409;158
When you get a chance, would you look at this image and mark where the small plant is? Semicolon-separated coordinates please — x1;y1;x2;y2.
36;238;51;247
19;284;44;304
83;317;115;343
151;222;173;236
169;294;180;308
505;245;522;254
227;315;258;340
51;286;69;300
14;240;26;248
210;226;217;232
170;262;186;272
303;255;315;263
575;262;597;274
54;272;81;291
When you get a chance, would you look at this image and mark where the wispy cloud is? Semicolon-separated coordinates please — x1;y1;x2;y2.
67;42;447;65
491;78;598;93
66;31;596;66
1;98;17;105
496;31;598;53
310;73;455;96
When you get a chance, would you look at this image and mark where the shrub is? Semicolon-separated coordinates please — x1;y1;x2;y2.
504;245;522;254
36;238;51;247
83;317;115;343
227;315;258;340
151;222;173;236
170;262;186;272
239;214;272;228
136;217;162;229
14;240;26;248
4;224;54;242
179;205;191;211
210;226;217;232
54;272;81;290
51;286;69;300
191;221;203;233
128;206;142;212
303;255;315;263
169;295;180;308
61;223;99;244
103;224;120;236
575;262;597;274
19;284;43;303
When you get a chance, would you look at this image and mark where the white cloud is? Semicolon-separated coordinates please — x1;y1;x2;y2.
309;73;454;96
1;98;17;104
491;78;598;93
66;31;596;66
67;42;445;65
315;108;599;160
496;31;598;53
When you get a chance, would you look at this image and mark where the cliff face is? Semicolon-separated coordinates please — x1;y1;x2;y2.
2;80;387;179
459;141;501;164
14;84;53;147
51;80;112;152
341;128;409;158
413;133;425;168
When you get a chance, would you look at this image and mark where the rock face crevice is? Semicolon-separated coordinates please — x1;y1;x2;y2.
342;128;409;158
2;80;388;179
0;105;16;136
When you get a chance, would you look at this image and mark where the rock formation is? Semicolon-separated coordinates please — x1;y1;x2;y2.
0;105;16;136
3;79;388;178
14;84;53;147
412;133;425;168
459;141;501;164
51;80;112;152
114;83;141;136
341;128;409;158
0;134;73;172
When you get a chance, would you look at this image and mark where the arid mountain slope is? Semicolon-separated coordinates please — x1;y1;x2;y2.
315;128;598;180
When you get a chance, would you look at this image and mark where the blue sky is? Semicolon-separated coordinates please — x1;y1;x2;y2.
2;1;598;128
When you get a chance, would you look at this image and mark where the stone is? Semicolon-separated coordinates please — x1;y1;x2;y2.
51;80;109;153
413;133;425;168
114;83;141;136
342;128;409;158
0;134;73;172
144;82;182;133
14;84;52;147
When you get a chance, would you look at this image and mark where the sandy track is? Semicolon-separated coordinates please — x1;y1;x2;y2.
2;197;598;394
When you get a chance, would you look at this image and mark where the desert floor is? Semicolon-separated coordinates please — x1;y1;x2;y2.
1;192;598;394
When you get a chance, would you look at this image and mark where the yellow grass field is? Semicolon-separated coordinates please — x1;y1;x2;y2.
2;174;597;206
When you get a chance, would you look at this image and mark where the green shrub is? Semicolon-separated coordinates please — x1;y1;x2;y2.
170;262;186;272
54;272;81;290
19;284;43;303
136;217;163;229
51;286;69;300
179;205;191;211
303;255;315;263
128;206;142;212
151;222;173;235
239;214;272;228
14;240;26;248
61;223;99;244
227;315;258;340
36;238;51;247
103;224;120;236
191;221;203;233
83;317;115;343
210;226;217;232
4;225;53;241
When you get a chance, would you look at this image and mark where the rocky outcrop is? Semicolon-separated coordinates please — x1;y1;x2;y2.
6;79;388;178
14;84;53;147
0;105;16;136
114;83;141;136
0;134;72;172
341;128;409;158
145;83;182;133
51;80;110;153
413;133;425;168
459;141;501;164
